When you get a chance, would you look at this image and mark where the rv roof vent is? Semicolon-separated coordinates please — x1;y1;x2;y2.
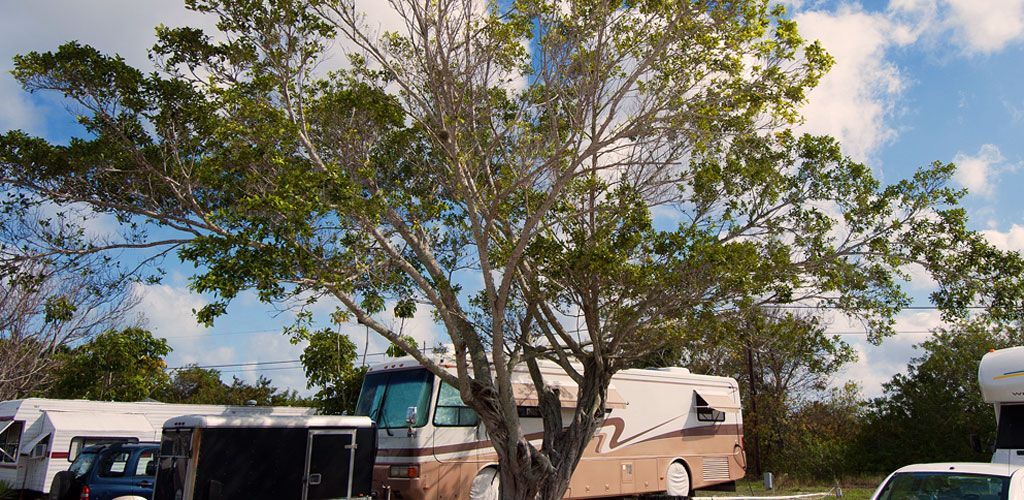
646;367;691;374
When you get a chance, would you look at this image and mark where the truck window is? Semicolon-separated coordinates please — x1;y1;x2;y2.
69;436;138;462
434;383;479;427
356;369;433;428
997;404;1024;448
98;451;131;477
134;450;156;477
68;451;97;478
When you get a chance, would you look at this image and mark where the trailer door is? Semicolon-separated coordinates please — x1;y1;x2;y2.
303;430;357;500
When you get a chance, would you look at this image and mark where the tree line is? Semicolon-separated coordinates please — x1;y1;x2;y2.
701;312;1018;483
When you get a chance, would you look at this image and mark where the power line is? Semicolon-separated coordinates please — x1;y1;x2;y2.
166;359;303;370
167;351;390;371
216;365;308;374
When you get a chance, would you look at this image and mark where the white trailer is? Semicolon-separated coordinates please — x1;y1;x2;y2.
359;356;745;499
0;398;315;496
978;346;1024;465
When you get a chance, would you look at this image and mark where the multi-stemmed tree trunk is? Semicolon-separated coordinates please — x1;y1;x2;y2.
3;1;1022;498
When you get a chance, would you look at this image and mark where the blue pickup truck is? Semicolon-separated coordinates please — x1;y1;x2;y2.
49;442;159;500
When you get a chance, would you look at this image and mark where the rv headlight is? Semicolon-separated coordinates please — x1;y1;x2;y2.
388;465;420;479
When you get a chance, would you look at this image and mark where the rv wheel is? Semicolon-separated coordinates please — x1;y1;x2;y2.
469;467;500;500
665;461;691;498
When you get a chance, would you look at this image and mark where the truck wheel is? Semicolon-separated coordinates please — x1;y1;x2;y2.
48;471;73;500
665;461;691;498
469;467;500;500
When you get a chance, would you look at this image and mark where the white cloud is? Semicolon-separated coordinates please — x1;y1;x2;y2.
831;308;947;397
0;77;43;133
795;6;916;162
903;262;938;291
944;0;1024;55
982;224;1024;252
132;281;210;365
888;0;1024;55
952;144;1014;198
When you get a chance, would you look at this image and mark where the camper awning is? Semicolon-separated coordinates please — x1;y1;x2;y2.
43;411;155;437
512;382;628;409
19;431;51;455
695;391;741;411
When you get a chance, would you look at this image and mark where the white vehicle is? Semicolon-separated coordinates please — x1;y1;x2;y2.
358;356;745;499
870;463;1024;500
979;347;1024;465
0;398;315;496
154;414;377;500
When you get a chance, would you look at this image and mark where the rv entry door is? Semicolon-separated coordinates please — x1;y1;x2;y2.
303;430;358;500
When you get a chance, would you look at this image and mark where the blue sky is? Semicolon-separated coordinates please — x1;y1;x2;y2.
2;0;1024;397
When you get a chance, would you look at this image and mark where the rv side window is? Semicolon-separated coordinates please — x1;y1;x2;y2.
997;404;1024;449
434;383;479;427
517;406;542;418
694;393;726;422
0;420;23;464
697;407;726;422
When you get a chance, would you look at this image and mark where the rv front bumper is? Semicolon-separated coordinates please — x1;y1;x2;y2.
373;464;429;500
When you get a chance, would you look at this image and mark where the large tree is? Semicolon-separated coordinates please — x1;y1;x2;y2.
855;321;1023;473
0;256;139;400
47;327;171;401
159;365;306;406
2;0;1020;497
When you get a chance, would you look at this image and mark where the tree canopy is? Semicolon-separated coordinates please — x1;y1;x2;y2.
47;327;171;401
3;0;1023;497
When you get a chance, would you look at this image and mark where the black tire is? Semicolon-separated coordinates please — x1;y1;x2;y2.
48;471;75;500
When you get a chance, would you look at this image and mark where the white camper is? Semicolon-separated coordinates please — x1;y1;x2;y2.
0;398;315;496
358;356;745;499
978;346;1024;465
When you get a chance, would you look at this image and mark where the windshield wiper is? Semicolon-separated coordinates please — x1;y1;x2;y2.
380;405;393;437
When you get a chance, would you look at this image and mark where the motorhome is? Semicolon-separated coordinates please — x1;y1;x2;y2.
154;414;377;500
358;356;745;499
979;346;1024;465
0;398;315;496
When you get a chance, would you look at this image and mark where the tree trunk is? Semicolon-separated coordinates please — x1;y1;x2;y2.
468;362;612;500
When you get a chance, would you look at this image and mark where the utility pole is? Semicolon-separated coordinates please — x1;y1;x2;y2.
746;341;763;476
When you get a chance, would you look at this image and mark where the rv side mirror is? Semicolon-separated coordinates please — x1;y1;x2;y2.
970;433;982;454
405;407;418;426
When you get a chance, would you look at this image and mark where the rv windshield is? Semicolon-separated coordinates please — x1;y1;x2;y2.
356;368;433;428
997;404;1024;449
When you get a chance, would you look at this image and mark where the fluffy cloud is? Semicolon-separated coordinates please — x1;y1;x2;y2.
889;0;1024;55
945;0;1024;55
952;144;1013;198
831;308;948;397
982;224;1024;252
132;281;210;364
794;6;917;162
